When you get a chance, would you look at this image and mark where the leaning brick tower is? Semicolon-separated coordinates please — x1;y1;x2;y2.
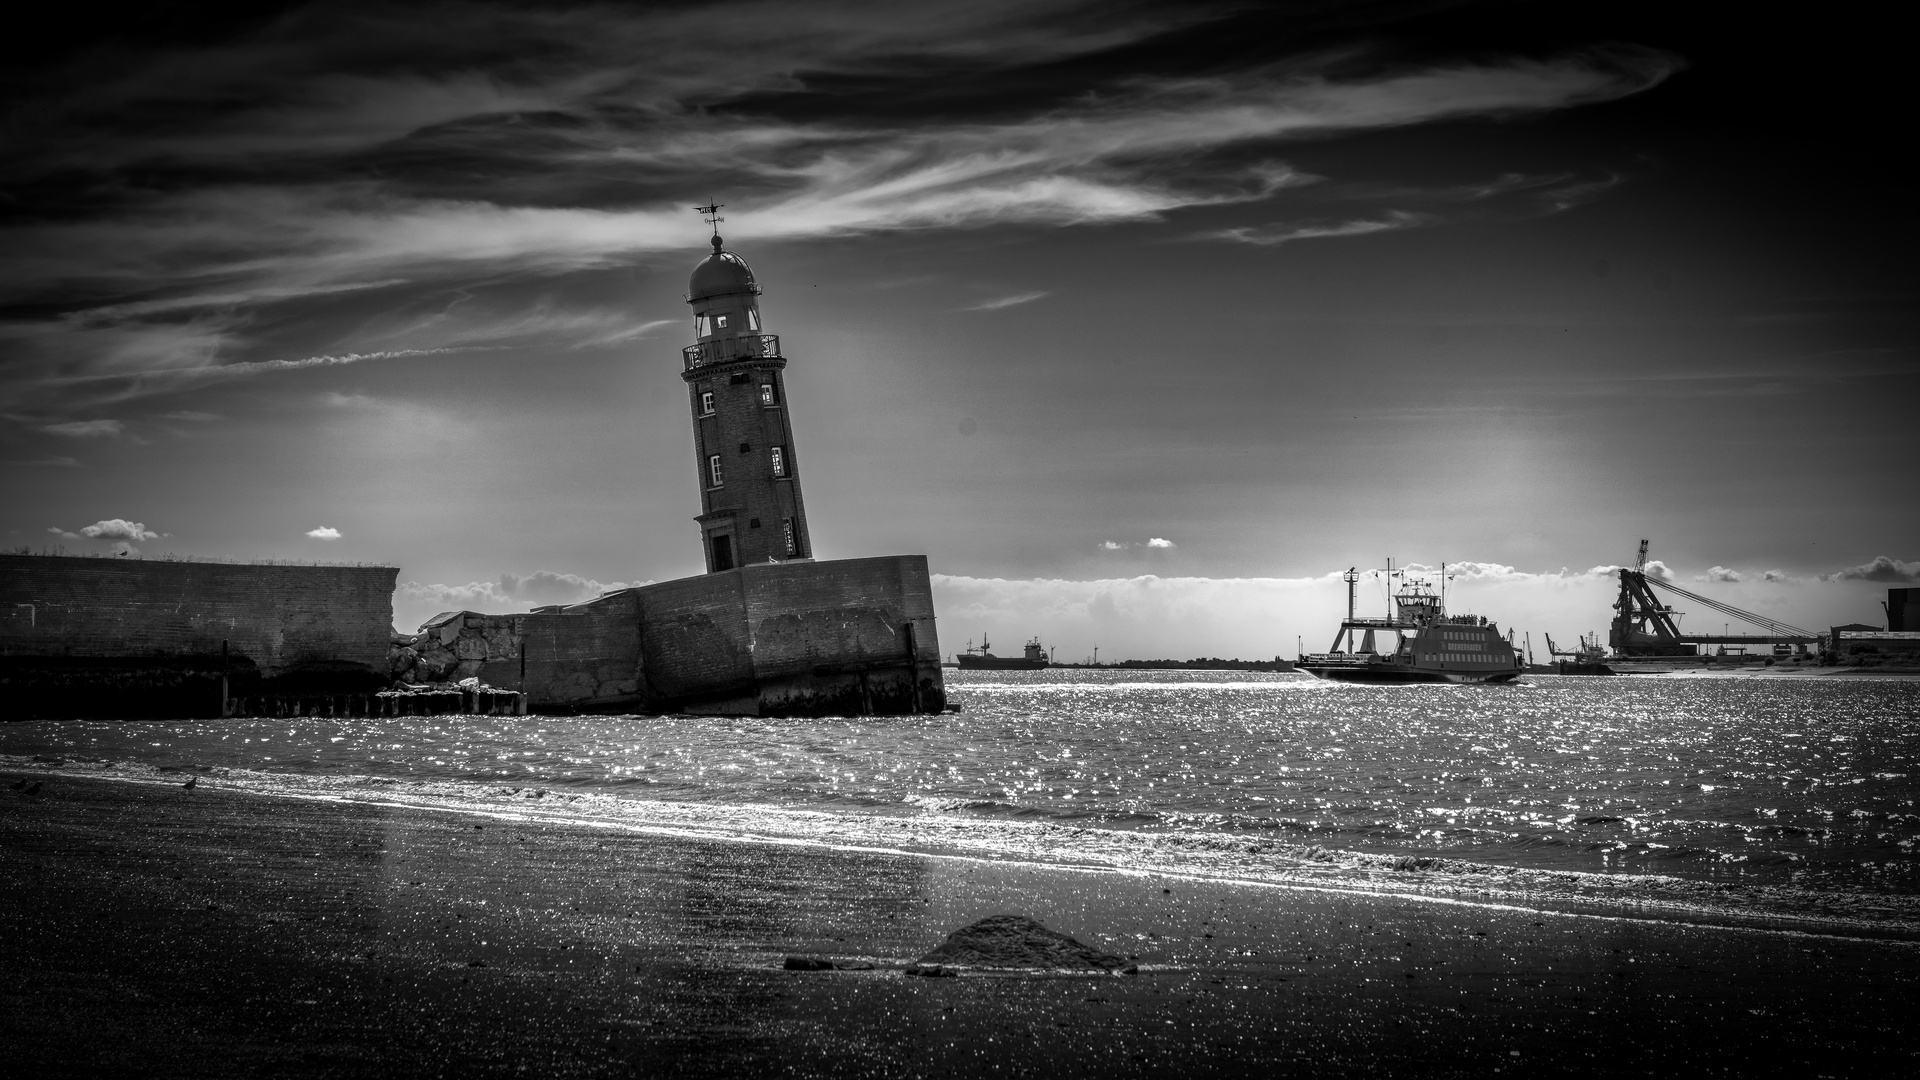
680;211;811;573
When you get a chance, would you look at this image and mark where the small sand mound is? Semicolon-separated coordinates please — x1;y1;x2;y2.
914;915;1134;972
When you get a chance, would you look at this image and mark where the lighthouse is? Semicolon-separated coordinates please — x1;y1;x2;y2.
682;208;812;572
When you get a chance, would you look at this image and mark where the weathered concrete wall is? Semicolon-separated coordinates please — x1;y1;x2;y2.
635;555;944;717
512;592;647;711
419;556;944;716
0;553;397;717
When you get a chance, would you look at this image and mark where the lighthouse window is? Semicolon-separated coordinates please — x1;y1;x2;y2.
699;391;714;415
771;445;787;477
760;383;777;406
694;314;712;337
707;454;723;487
783;518;798;556
714;313;730;330
746;309;760;331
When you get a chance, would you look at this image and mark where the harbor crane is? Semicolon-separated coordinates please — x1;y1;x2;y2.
1608;539;1816;657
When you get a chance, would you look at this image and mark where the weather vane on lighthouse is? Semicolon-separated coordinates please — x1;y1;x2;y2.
693;200;725;240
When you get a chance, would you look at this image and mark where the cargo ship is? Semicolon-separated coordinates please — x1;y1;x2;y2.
1297;562;1524;684
955;635;1050;670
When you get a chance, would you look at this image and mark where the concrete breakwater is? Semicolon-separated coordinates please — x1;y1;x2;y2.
2;553;396;718
392;554;945;717
4;552;944;719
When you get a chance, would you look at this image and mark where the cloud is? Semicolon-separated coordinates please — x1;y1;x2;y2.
392;568;640;630
964;291;1049;311
0;3;1678;420
394;579;515;624
10;457;81;468
1701;566;1742;583
1100;537;1177;551
47;527;79;539
1763;569;1791;583
78;519;161;542
41;419;123;438
1825;556;1920;583
1216;211;1429;245
1210;172;1619;245
158;411;219;421
498;569;633;606
306;526;342;539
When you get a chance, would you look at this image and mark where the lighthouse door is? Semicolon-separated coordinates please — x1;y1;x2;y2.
711;534;734;571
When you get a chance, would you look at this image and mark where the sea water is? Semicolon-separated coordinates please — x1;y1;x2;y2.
6;670;1917;926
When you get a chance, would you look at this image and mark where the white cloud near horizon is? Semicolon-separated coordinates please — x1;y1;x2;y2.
306;526;342;539
930;561;1882;660
392;569;640;631
1825;556;1920;584
47;519;162;544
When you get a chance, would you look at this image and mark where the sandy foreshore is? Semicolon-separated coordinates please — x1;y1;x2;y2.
3;773;1916;1078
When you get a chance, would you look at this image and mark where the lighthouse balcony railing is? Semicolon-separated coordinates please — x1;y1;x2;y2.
684;333;780;370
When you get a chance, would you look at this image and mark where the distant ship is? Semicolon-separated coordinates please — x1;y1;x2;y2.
956;635;1051;670
1297;562;1524;684
1545;632;1615;676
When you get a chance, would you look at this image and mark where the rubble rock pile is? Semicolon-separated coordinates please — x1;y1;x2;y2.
389;611;523;685
907;914;1135;975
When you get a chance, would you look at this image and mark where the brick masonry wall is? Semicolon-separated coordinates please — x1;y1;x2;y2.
0;554;396;678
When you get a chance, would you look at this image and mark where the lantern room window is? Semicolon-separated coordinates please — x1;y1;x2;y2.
694;314;712;337
714;313;730;330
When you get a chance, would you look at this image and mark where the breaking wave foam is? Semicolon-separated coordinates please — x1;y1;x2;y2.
13;753;1920;941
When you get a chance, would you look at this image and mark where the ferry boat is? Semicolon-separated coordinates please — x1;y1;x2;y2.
955;635;1051;670
1297;562;1524;684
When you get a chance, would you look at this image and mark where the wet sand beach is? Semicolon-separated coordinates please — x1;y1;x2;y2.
3;773;1916;1078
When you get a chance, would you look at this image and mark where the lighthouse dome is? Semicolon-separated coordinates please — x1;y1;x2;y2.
688;235;760;301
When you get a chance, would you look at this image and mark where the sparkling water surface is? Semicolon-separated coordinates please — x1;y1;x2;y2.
6;670;1917;895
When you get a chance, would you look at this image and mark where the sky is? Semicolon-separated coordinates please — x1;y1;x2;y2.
2;0;1914;658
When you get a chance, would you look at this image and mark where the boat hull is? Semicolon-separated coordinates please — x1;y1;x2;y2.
1299;662;1520;685
955;656;1048;670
